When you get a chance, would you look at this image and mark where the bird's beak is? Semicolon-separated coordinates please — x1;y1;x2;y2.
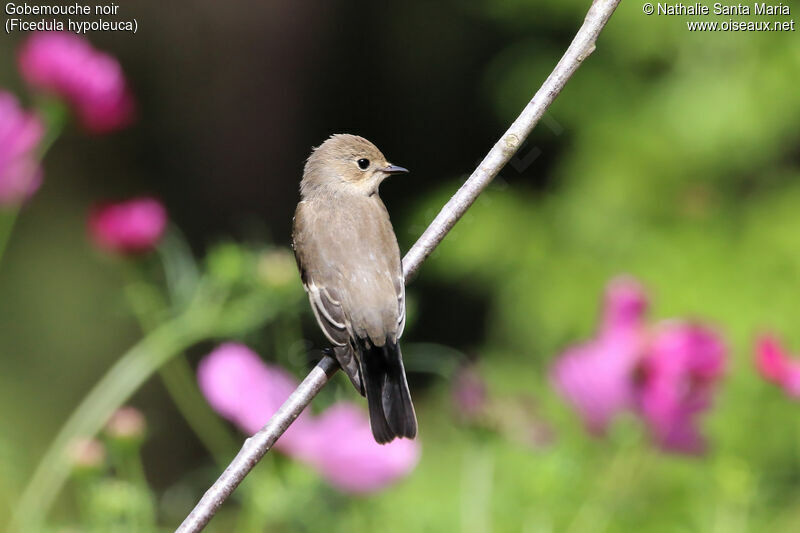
382;164;409;175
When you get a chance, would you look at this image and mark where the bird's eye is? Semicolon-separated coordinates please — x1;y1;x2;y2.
357;158;370;170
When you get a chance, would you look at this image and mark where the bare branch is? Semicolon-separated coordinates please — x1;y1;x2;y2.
176;1;621;531
402;0;621;279
176;356;339;533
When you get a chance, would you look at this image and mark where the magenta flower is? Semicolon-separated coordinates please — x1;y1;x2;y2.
755;334;800;398
551;277;726;454
638;323;726;454
0;91;44;207
552;277;647;434
18;32;134;133
198;343;420;493
88;197;167;255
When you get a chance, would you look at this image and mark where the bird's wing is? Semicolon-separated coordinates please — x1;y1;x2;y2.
395;265;406;338
293;202;351;346
293;200;364;392
377;197;405;341
305;280;350;346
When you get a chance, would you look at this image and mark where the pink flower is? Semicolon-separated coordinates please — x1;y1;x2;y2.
552;277;647;434
0;91;44;206
18;32;134;133
198;343;420;493
88;197;167;255
638;323;726;454
296;404;420;493
755;334;800;397
551;277;726;454
197;343;316;455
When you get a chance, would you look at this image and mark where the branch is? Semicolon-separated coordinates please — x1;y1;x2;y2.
176;1;621;531
402;0;619;278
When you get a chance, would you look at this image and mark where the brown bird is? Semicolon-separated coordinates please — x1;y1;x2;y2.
292;134;417;443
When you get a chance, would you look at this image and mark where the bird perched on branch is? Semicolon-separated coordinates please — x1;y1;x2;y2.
292;134;417;443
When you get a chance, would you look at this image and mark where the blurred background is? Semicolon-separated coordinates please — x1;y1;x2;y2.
2;0;800;531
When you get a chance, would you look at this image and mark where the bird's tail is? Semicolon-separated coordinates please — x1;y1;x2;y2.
357;338;417;444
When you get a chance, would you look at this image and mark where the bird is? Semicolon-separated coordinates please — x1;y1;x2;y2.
292;134;417;443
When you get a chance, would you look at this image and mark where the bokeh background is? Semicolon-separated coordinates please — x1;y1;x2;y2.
2;0;800;531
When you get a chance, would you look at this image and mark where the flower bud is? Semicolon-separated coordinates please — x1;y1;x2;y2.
451;363;487;422
105;406;146;444
67;437;106;473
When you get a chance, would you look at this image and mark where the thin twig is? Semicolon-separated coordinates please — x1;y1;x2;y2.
176;1;621;531
176;356;339;533
403;0;619;278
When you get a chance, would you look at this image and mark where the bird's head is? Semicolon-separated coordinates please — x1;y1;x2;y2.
301;134;408;197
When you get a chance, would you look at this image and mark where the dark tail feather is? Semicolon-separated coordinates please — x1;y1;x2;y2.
359;338;417;444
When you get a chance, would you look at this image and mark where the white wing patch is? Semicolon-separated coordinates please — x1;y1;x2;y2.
309;282;345;329
396;274;406;338
306;280;349;346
